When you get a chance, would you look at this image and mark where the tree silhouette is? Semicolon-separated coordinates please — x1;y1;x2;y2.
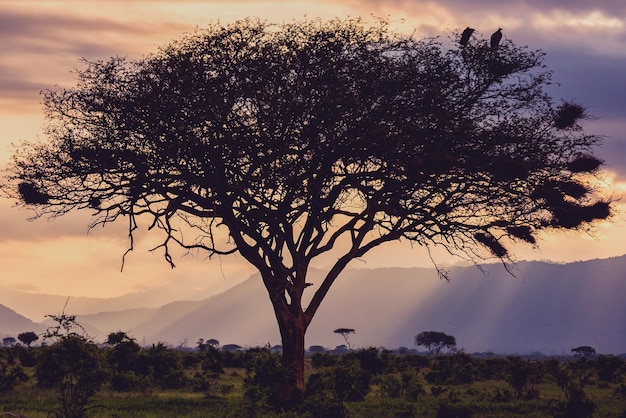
333;328;356;350
2;18;611;394
571;346;596;358
415;331;457;358
17;331;39;347
2;337;16;347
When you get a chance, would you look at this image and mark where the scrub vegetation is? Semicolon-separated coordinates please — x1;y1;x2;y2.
0;336;625;417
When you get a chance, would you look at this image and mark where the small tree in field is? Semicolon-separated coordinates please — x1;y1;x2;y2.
17;331;39;347
2;18;612;395
2;337;16;347
37;311;108;417
571;346;596;358
415;331;457;358
334;328;356;350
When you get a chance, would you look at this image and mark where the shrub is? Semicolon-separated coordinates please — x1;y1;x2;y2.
243;349;297;412
346;347;386;375
506;356;543;399
596;355;625;382
306;361;371;402
111;372;142;392
193;370;220;393
162;369;190;389
376;373;403;398
135;342;183;387
0;362;28;392
36;335;109;417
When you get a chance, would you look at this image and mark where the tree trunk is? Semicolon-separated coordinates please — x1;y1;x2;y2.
273;299;307;393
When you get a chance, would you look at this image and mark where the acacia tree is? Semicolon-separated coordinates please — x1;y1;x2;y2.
415;331;457;358
334;328;356;350
17;331;39;347
3;18;611;393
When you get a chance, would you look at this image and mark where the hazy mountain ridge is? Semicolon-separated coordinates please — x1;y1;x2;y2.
2;256;625;354
0;282;222;323
0;304;46;337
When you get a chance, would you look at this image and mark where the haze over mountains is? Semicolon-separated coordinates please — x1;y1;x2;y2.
1;256;625;355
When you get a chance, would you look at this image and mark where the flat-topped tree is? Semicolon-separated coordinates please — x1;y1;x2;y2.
415;331;457;358
3;18;611;395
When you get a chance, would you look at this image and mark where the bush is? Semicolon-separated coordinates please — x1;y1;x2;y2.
376;371;424;401
345;347;386;375
376;373;403;398
135;342;183;387
243;349;298;412
162;369;190;389
0;362;28;392
306;361;371;402
561;388;596;418
111;372;142;392
506;356;543;399
36;335;109;417
201;346;224;373
193;370;220;393
596;355;625;382
311;352;338;368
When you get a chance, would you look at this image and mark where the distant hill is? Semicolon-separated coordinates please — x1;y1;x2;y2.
0;282;223;323
129;256;626;354
76;308;159;340
0;304;45;338
1;256;625;354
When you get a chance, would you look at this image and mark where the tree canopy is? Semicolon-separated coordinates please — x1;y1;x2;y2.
2;17;611;393
17;331;39;347
415;331;457;357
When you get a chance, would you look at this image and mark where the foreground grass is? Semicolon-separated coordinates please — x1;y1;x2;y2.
2;377;626;417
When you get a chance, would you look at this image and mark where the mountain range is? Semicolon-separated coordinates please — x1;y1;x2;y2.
1;255;625;355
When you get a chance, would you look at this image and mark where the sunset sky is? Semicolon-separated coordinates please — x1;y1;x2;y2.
1;1;625;299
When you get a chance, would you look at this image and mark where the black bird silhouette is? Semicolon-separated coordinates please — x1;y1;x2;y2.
459;27;474;46
490;28;503;48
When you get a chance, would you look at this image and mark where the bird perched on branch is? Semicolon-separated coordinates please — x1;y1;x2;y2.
459;27;474;46
491;28;503;48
